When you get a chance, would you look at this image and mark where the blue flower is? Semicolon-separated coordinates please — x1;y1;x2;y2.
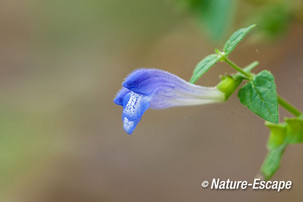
114;69;225;134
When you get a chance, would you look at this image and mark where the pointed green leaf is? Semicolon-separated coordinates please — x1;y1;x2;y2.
238;70;279;124
285;118;303;144
223;24;256;56
180;0;235;41
261;143;287;180
190;54;221;83
199;0;234;41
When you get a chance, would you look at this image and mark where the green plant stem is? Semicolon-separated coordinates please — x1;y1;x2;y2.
278;96;302;117
223;58;253;79
223;58;302;117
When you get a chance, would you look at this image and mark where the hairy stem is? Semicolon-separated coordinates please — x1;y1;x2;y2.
278;96;302;117
223;58;253;79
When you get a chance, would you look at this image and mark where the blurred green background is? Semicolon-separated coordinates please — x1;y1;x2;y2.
0;0;303;201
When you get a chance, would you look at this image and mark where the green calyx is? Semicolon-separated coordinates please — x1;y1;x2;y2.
216;75;242;100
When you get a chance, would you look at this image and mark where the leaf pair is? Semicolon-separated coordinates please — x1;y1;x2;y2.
190;24;279;125
190;24;256;83
262;118;303;180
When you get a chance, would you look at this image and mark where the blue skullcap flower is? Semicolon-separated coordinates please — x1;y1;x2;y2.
114;69;225;134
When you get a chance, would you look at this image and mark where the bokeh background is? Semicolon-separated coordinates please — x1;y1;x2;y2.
1;0;303;201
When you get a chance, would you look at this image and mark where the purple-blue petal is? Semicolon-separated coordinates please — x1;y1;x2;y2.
122;114;140;135
115;68;225;134
123;69;203;95
122;92;150;134
122;69;188;95
114;87;131;106
122;69;224;109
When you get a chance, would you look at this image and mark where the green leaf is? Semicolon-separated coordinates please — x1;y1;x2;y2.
285;118;303;144
265;122;286;150
198;0;235;41
181;0;235;41
238;70;279;124
248;2;292;40
223;24;256;56
190;54;221;83
261;143;287;180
